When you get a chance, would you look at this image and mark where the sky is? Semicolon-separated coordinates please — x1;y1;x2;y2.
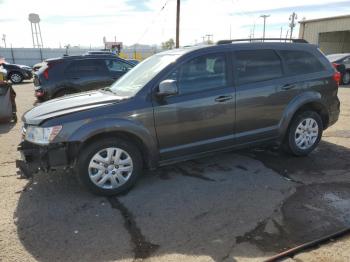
1;0;350;48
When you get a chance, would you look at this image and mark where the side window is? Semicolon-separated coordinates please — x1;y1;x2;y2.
235;49;283;85
280;50;325;75
170;53;227;95
66;59;107;75
105;59;132;73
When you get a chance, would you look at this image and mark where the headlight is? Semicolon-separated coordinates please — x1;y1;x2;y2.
25;125;62;145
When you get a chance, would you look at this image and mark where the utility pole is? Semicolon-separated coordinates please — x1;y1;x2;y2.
206;34;213;44
260;14;270;41
280;27;283;40
2;34;6;48
176;0;180;48
289;12;298;39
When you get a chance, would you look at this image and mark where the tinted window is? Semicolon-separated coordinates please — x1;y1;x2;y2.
235;50;282;85
280;50;324;75
170;54;227;95
105;59;133;73
66;59;107;75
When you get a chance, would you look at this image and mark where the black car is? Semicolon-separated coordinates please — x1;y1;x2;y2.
18;39;340;195
0;62;33;84
33;55;135;100
326;53;350;85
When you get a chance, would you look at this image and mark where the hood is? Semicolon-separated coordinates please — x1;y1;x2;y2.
23;90;127;125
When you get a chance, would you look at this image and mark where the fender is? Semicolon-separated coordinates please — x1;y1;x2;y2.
278;91;328;140
67;117;159;167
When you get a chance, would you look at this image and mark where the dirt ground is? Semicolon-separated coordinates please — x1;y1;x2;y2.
0;82;350;262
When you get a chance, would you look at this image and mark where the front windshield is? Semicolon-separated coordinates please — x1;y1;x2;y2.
109;53;179;97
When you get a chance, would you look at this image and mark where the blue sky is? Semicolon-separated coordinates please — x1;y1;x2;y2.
0;0;350;48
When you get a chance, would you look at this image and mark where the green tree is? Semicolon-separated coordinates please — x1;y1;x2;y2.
161;38;175;50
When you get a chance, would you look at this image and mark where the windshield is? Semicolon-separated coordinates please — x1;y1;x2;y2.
109;53;179;97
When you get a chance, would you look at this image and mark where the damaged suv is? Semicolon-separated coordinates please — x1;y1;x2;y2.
17;40;340;195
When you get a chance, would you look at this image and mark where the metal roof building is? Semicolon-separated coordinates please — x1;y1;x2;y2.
299;14;350;54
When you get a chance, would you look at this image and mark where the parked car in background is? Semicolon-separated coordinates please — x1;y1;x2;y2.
33;54;135;101
86;51;117;56
127;59;140;65
326;53;350;85
0;62;33;84
18;40;340;195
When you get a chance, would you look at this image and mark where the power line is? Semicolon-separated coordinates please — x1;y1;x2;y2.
136;0;170;44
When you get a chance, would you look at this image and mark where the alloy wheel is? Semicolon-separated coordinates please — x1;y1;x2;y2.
294;118;319;150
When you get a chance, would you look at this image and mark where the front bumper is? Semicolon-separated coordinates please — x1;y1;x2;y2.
16;140;71;177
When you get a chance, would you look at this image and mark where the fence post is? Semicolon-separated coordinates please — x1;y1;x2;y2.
10;45;15;64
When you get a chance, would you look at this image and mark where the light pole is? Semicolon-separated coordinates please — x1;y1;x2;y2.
176;0;180;48
260;14;270;41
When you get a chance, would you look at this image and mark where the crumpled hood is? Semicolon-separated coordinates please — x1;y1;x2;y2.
23;90;126;125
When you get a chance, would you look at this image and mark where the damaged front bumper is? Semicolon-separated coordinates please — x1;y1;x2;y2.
16;140;73;178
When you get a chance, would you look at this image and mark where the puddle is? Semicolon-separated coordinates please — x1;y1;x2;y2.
236;183;350;253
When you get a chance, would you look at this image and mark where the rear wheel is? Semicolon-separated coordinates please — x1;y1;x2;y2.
77;138;143;196
9;72;23;84
284;111;323;156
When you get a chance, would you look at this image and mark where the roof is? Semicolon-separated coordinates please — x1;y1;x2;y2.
299;14;350;24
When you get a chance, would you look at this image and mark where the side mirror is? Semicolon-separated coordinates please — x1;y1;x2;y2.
157;79;178;96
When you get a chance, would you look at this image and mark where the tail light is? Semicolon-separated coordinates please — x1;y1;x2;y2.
333;71;341;87
332;63;340;69
43;67;49;80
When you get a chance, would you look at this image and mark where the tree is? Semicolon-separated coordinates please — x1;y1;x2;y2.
161;38;175;50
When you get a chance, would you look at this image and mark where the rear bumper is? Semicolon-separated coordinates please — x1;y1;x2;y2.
16;141;71;176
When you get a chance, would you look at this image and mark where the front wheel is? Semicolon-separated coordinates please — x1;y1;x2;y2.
77;138;143;196
284;111;323;156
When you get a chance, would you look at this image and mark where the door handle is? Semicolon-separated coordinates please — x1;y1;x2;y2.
281;83;296;90
215;95;233;102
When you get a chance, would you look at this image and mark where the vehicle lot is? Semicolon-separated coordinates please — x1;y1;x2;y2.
1;82;350;261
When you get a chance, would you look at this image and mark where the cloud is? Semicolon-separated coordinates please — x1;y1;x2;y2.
125;0;151;11
231;0;350;16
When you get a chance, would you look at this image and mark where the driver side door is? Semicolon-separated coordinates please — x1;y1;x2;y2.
153;52;236;160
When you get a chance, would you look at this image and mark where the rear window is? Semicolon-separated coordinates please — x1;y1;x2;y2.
235;49;283;85
280;50;325;75
65;59;107;75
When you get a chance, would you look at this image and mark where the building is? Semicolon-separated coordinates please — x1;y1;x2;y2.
299;14;350;54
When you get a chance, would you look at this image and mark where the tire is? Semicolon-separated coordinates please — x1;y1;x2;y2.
53;89;76;98
284;111;323;156
342;71;350;85
77;138;143;196
9;72;23;84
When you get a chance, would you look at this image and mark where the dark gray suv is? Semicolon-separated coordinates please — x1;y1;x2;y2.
17;40;340;195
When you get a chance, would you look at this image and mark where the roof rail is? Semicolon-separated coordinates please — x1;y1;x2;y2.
217;38;308;45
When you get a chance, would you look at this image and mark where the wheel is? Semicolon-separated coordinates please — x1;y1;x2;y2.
77;138;143;196
342;71;350;85
53;89;76;98
9;72;23;84
284;111;323;156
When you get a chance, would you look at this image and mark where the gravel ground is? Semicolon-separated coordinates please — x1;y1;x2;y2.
0;82;349;262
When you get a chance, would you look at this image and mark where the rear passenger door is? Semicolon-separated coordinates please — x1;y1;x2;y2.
104;59;133;83
65;59;110;91
233;49;299;143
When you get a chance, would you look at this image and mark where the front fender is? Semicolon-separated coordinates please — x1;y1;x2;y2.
65;118;159;165
278;91;327;139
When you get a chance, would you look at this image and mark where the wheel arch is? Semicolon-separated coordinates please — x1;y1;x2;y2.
67;119;159;170
279;92;329;141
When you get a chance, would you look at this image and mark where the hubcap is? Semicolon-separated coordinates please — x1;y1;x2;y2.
295;118;319;150
11;74;21;83
88;147;133;189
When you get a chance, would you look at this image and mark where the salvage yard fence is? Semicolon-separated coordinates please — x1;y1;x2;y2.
0;46;159;66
